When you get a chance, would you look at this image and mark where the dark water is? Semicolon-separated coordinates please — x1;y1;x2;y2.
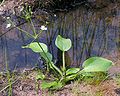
0;3;120;71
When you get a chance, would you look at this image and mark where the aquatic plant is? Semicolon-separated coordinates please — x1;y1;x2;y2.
55;35;72;80
4;5;113;90
22;35;113;90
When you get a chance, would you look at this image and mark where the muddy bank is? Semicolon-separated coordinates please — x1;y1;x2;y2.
0;0;120;16
0;67;120;96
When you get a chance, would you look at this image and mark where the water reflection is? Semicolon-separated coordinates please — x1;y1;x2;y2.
0;3;120;71
0;17;39;71
45;5;120;67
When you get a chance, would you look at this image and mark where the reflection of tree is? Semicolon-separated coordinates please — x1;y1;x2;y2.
45;7;120;67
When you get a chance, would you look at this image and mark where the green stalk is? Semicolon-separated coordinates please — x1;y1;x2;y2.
50;62;62;77
7;18;35;38
62;51;66;79
62;51;65;72
16;26;35;38
29;18;37;38
5;47;12;96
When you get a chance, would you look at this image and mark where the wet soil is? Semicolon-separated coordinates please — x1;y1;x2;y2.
0;69;120;96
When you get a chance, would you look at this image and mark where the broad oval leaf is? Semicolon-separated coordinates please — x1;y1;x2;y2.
22;42;48;53
82;57;98;68
50;82;63;90
41;81;63;90
41;81;57;89
82;57;113;72
66;68;80;76
55;35;72;51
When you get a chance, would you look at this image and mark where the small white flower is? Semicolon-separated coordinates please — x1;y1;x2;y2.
54;14;57;17
6;17;10;19
6;23;11;28
40;25;47;31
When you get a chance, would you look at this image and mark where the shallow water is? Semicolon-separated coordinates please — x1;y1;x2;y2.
0;3;120;71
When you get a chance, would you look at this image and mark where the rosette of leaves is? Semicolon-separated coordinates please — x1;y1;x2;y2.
22;35;113;90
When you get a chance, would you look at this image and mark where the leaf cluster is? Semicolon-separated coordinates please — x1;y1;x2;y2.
22;35;113;90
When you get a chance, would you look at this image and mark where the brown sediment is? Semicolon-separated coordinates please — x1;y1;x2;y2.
0;0;119;15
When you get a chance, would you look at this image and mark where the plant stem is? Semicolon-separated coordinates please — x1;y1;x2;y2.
30;18;37;37
62;51;65;71
16;26;35;38
50;62;62;77
5;47;12;96
7;18;35;38
62;51;66;78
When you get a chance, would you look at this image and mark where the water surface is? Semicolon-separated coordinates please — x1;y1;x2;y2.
0;3;120;71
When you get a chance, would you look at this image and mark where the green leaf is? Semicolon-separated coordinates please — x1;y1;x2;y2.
41;81;63;90
22;42;48;53
82;57;113;72
36;72;45;80
81;72;98;77
40;52;52;62
55;35;72;51
50;82;63;90
82;57;97;68
66;68;80;76
65;74;77;82
41;81;56;89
